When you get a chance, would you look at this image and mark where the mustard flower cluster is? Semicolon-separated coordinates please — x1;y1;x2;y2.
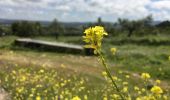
83;26;108;53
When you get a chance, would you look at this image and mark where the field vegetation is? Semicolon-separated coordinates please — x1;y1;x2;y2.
0;15;170;99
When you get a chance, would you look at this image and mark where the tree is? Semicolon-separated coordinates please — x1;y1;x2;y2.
11;22;20;35
97;17;103;26
11;21;36;37
118;18;137;37
33;22;43;35
48;19;64;38
117;15;153;37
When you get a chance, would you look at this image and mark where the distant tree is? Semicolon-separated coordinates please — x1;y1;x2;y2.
11;22;20;35
11;21;37;37
48;19;64;38
0;26;3;36
97;17;103;26
117;15;153;37
118;18;137;37
156;20;170;35
156;20;170;28
33;22;43;35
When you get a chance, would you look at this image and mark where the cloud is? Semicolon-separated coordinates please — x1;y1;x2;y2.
0;0;169;22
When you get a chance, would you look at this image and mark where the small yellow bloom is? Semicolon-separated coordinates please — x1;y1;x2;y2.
123;82;128;85
39;69;44;73
20;75;26;82
134;86;139;91
110;48;117;55
125;75;130;78
16;87;24;93
112;76;118;81
112;94;119;98
72;96;81;100
156;79;161;84
141;73;150;80
141;88;145;92
163;95;168;100
136;97;142;100
102;71;107;76
151;86;163;94
36;96;41;100
84;95;88;100
122;87;128;92
103;97;107;100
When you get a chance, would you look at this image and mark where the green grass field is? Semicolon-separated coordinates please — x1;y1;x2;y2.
0;35;170;99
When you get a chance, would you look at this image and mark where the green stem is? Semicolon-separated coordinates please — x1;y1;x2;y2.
97;50;125;100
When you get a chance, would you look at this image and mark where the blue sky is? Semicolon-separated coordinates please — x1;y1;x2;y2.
0;0;170;22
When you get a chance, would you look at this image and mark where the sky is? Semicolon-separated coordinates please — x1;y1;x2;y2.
0;0;170;22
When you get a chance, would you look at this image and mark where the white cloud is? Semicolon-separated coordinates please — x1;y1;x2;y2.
151;0;170;10
0;0;170;22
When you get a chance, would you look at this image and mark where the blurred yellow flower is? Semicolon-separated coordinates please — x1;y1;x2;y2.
16;87;24;93
156;79;161;84
122;87;128;93
84;95;88;100
36;96;41;100
151;86;163;94
125;75;130;78
123;82;128;85
141;88;145;92
141;73;150;80
103;97;108;100
39;69;44;73
112;76;118;81
134;86;139;91
102;71;107;76
110;48;117;55
72;96;81;100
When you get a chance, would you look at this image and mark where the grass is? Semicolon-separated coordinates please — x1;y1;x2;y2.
0;35;170;99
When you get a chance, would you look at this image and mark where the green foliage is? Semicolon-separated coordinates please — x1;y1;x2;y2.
48;19;65;38
11;21;42;37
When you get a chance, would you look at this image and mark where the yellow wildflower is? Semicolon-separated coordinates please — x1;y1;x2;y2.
72;96;81;100
39;69;44;73
102;71;107;76
134;86;140;91
125;75;130;78
151;86;163;94
136;97;142;100
16;87;24;93
123;82;128;85
122;87;128;92
163;95;168;100
36;96;41;100
103;97;107;100
83;26;108;53
156;79;161;84
141;73;150;80
110;48;117;55
141;88;145;92
112;76;118;81
84;95;88;100
112;94;119;99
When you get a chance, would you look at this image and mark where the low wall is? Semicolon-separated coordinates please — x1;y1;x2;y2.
14;38;94;55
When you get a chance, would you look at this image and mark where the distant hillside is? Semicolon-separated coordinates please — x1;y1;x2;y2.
0;18;161;28
0;18;50;26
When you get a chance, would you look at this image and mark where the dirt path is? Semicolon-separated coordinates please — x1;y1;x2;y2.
0;88;9;100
